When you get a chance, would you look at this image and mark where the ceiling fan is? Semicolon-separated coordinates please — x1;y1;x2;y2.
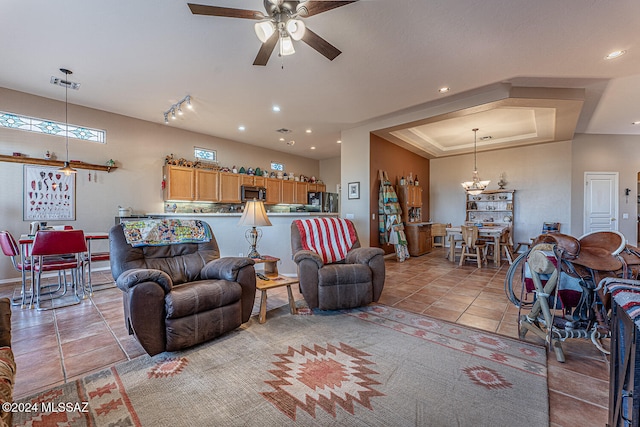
187;0;358;66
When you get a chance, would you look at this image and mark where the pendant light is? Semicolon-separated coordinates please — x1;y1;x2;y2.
461;128;490;195
57;68;77;176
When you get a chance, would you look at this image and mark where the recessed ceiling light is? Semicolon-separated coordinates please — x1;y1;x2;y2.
238;125;246;131
310;146;316;150
305;129;312;133
438;87;450;93
633;121;640;125
479;136;492;141
605;50;626;60
287;140;295;146
337;140;342;144
279;137;285;141
272;105;281;112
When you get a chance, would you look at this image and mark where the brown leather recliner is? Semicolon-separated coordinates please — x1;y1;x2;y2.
290;219;385;310
109;222;256;356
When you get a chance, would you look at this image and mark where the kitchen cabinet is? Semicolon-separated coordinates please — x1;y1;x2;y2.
254;176;266;187
164;165;195;201
295;182;309;204
219;172;241;203
397;184;423;223
240;175;254;186
265;178;281;204
281;180;295;204
405;223;432;256
309;183;326;193
195;169;219;202
164;165;220;202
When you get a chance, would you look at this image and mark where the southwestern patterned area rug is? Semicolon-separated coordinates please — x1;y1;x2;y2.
14;305;548;426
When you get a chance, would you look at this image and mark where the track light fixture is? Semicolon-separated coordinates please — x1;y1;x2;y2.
163;95;193;124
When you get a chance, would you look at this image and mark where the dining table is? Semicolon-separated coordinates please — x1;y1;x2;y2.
17;231;109;307
446;225;509;266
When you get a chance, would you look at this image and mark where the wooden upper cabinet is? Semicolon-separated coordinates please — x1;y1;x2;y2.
219;172;241;203
240;175;254;186
164;165;194;201
195;169;219;202
294;181;309;204
309;183;326;193
281;180;295;204
265;178;281;204
253;176;266;187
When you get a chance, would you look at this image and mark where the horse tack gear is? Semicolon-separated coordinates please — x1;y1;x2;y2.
533;230;625;272
506;230;634;363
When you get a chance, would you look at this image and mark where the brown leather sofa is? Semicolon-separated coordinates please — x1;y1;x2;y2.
291;220;385;310
109;223;256;356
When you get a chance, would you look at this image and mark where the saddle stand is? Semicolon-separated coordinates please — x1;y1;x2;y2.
509;231;627;362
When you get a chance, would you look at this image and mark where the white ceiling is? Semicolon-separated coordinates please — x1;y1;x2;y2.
1;0;639;160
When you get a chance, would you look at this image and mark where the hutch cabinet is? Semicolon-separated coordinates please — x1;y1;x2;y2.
466;189;514;229
397;184;423;223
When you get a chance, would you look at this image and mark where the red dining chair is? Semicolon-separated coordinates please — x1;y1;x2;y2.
0;231;70;308
0;231;33;308
31;230;87;310
82;250;110;295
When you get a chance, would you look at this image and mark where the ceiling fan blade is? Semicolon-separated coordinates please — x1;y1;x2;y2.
253;32;279;66
188;3;264;20
302;28;341;61
297;1;358;17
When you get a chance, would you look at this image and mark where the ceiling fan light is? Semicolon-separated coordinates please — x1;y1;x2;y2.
254;21;276;43
279;35;295;56
287;19;306;41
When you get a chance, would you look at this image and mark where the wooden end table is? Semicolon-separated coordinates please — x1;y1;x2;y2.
252;255;299;324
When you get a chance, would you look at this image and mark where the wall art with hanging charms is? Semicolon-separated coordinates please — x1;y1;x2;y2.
23;164;76;221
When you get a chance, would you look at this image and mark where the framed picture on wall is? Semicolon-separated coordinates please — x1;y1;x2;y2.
23;165;76;221
348;182;360;199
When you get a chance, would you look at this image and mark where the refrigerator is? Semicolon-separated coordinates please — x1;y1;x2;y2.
308;192;339;213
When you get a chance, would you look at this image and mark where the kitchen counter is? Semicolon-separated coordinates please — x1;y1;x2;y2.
141;212;339;275
146;212;339;217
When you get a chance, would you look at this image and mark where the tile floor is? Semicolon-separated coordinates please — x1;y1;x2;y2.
1;249;610;426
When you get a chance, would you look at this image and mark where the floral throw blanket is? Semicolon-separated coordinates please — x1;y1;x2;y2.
122;219;211;247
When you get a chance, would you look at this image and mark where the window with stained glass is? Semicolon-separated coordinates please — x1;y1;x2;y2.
0;111;106;143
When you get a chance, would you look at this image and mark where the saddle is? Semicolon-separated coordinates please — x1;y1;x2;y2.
532;231;625;272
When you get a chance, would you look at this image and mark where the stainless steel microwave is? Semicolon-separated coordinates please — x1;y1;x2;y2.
241;185;266;202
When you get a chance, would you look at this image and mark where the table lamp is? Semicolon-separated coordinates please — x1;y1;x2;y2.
238;199;272;258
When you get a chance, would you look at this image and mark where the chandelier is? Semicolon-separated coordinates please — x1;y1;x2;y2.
461;128;490;195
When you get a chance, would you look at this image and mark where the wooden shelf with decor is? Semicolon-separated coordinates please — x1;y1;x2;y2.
0;154;117;172
396;184;423;223
465;189;515;230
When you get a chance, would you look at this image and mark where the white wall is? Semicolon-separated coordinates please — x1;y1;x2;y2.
0;88;321;281
571;133;640;243
430;141;572;246
319;156;341;195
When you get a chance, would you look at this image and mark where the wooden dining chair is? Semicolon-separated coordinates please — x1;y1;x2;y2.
31;230;87;310
459;225;486;268
485;227;515;265
431;223;449;248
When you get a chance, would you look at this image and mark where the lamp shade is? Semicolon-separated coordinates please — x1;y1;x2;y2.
254;21;276;43
279;35;295;56
238;200;272;227
286;19;306;41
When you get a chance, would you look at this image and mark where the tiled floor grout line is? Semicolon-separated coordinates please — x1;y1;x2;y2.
90;296;131;360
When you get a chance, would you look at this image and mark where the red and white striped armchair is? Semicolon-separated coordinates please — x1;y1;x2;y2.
290;218;385;310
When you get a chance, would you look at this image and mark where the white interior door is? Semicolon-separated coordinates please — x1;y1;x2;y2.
584;172;619;234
